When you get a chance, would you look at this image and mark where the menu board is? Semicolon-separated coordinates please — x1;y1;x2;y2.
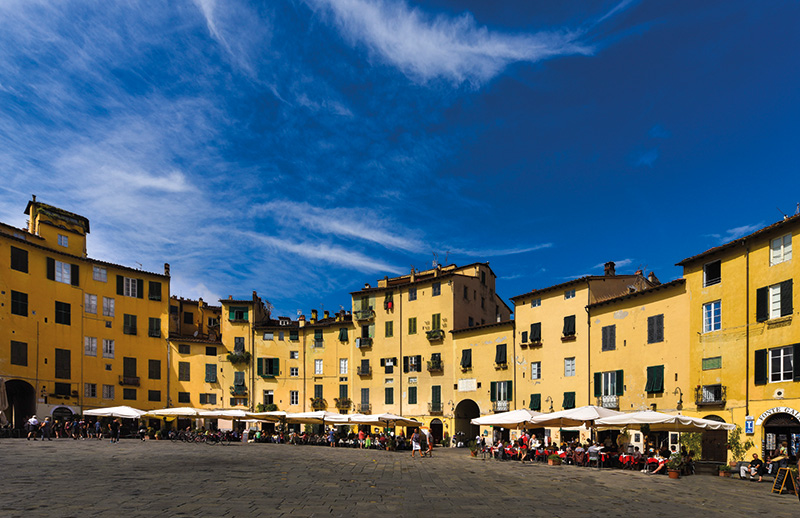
771;467;797;496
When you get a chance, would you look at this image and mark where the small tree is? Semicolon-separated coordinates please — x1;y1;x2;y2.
727;425;754;463
679;432;703;459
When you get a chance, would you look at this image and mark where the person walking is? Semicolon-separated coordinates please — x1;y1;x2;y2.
40;417;53;441
94;420;102;440
411;428;421;458
423;428;434;457
26;415;39;441
110;419;120;443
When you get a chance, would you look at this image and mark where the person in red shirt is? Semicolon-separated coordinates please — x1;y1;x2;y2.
358;429;365;449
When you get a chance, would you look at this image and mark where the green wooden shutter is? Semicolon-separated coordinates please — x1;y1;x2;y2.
403;356;409;373
593;372;602;397
754;349;767;385
529;394;541;411
408;386;417;404
490;381;497;402
432;385;441;405
257;358;264;376
653;365;664;392
756;287;768;322
531;322;541;341
117;275;124;295
136;278;144;298
46;257;55;280
781;280;793;317
794;344;800;382
272;358;279;376
616;370;624;396
563;392;575;409
71;264;79;286
645;366;654;392
507;381;512;401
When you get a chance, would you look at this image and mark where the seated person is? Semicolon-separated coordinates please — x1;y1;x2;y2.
740;453;765;482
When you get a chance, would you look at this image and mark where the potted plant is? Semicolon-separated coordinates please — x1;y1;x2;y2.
718;464;732;477
548;454;562;466
666;457;682;479
469;440;478;457
726;425;754;466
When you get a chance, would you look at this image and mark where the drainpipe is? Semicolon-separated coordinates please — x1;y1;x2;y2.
745;241;750;417
586;283;592;407
399;291;403;416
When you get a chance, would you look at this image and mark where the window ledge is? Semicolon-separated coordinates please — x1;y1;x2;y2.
561;335;576;342
766;316;792;328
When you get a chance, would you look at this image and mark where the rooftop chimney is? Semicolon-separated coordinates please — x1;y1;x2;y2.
647;271;661;285
323;310;329;320
164;263;170;276
410;267;416;283
311;309;318;323
604;261;616;276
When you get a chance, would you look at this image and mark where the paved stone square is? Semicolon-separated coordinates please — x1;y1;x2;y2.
2;439;798;517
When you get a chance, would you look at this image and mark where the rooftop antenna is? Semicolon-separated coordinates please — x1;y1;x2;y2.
135;262;143;270
796;202;799;215
778;206;788;220
432;252;438;268
444;251;450;265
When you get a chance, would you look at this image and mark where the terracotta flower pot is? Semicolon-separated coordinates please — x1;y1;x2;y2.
668;469;680;479
719;471;731;477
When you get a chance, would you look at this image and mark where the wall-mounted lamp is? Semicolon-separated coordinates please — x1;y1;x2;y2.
673;387;683;410
545;396;554;413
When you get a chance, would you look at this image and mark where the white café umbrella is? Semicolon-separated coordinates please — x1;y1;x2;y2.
527;405;624;428
144;407;204;418
595;410;736;432
285;411;350;426
199;409;249;419
246;411;287;422
471;409;543;430
348;413;422;428
84;406;146;419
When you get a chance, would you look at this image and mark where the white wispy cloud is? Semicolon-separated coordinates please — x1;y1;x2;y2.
593;258;633;270
634;148;659;167
705;223;764;244
449;243;553;257
306;0;593;86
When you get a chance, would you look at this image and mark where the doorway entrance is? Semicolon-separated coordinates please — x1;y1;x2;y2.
429;418;443;444
5;379;36;429
454;399;480;444
701;414;728;462
762;413;800;463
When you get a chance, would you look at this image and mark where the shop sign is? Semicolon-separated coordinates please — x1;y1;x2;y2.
744;416;754;434
755;406;800;426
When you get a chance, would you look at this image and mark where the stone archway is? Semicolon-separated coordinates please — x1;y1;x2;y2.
429;418;443;444
5;379;36;429
762;412;800;460
454;399;480;443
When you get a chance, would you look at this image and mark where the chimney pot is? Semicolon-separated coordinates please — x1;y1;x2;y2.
164;263;170;276
604;261;616;276
324;310;329;320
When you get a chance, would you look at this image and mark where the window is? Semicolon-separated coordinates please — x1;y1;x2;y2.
205;364;217;383
521;331;528;343
123;277;139;298
102;384;114;399
290;391;299;405
178;344;190;354
178;392;190;403
468;317;474;327
148;318;161;337
530;322;542;342
645;365;664;393
229;306;248;321
234;371;245;386
148;281;162;301
178;362;190;381
84;293;97;315
770;234;792;266
407;386;417;404
209;317;219;328
340;359;348;375
460;349;472;370
647;314;664;343
102;339;115;359
123;314;137;335
197;393;215;405
289;351;299;360
756;280;793;321
84;337;97;357
314;384;323;399
10;340;27;366
206;346;217;356
770;346;794;382
385;321;393;337
481;271;486;285
432;313;441;330
183;312;194;325
337;328;348;341
432;282;441;296
564;289;575;299
93;266;107;282
490;381;513;401
601;325;616;351
408;288;417;301
56;261;71;284
123;388;137;400
148;390;161;402
385;387;394;405
531;298;541;308
315;359;323;375
495;344;507;366
54;382;71;396
290;329;299;341
408;317;417;335
170;305;179;315
55;301;71;325
278;331;285;341
58;234;68;247
263;390;274;406
148;359;161;380
382;357;396;374
123;357;137;378
563;391;576;409
404;355;422;373
702;356;722;370
234;337;245;352
564;357;576;377
531;361;541;380
11;291;27;316
563;315;576;337
595;370;623;397
529;394;541;411
290;367;299;377
54;348;71;379
703;301;721;333
703;260;721;287
102;297;115;317
258;358;279;377
10;246;28;272
47;258;78;286
481;297;485;309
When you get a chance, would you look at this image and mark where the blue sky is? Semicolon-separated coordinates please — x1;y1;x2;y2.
1;1;798;318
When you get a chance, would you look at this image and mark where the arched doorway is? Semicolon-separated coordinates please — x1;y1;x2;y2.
762;413;800;462
454;399;480;444
52;406;73;422
429;418;443;444
5;379;36;429
701;414;728;462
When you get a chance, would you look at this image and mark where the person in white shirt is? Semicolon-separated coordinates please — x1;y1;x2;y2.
26;415;39;440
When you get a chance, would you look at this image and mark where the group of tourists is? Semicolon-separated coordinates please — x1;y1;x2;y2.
23;415;122;442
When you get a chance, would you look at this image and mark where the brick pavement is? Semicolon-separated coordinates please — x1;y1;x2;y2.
1;439;798;517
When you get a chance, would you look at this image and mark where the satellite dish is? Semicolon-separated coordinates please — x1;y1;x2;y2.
193;331;198;337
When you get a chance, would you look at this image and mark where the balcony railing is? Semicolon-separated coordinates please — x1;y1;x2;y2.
312;339;324;348
426;329;445;341
335;398;351;409
695;385;726;406
311;397;326;410
428;402;443;415
354;309;375;321
494;361;508;370
230;385;247;396
358;403;371;413
597;395;619;409
356;337;373;349
119;376;140;386
427;360;443;372
492;400;510;412
357;365;372;376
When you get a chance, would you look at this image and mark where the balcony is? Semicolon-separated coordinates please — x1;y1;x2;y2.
354;309;375;321
311;397;326;410
494;361;508;370
695;385;726;406
356;337;373;349
312;339;324;348
428;402;443;415
335;398;351;410
529;339;542;347
597;395;619;409
358;403;372;413
427;360;444;372
357;365;372;377
492;400;510;412
230;385;247;396
561;333;576;342
426;329;445;342
119;376;140;386
519;340;528;349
